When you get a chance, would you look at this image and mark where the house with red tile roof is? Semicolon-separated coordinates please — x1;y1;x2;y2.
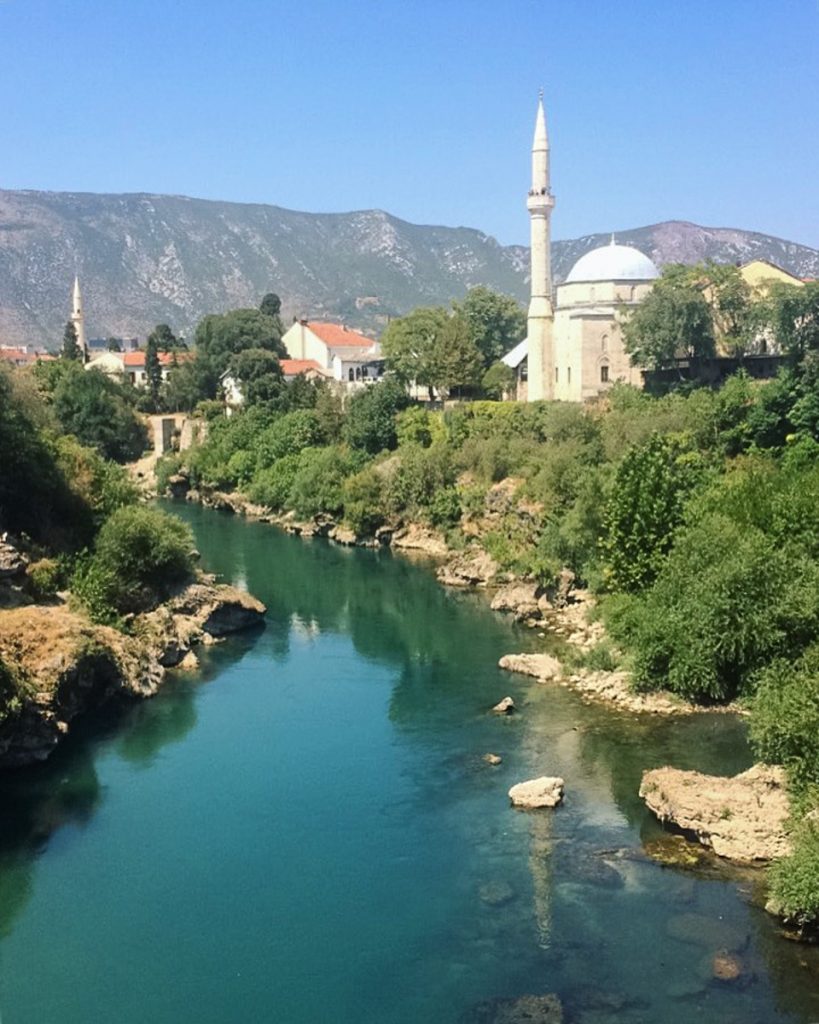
86;349;191;386
281;320;384;386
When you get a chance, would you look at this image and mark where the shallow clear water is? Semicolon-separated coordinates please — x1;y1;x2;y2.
1;503;818;1023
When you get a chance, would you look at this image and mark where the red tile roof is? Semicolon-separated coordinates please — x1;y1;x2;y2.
122;351;191;367
306;322;375;349
280;358;323;376
0;348;55;365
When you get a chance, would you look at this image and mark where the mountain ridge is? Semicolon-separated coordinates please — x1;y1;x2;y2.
0;188;816;348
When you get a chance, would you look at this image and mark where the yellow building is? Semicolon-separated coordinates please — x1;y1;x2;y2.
739;258;805;296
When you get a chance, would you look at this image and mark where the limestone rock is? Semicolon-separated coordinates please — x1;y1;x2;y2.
437;548;499;588
490;582;542;622
330;526;358;546
499;653;561;682
0;537;27;579
165;581;266;637
0;605;164;766
483;753;503;765
640;763;792;862
176;650;199;671
509;776;564;809
390;523;450;558
491;696;515;715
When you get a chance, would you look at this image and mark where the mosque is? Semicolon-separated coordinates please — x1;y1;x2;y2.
504;97;660;401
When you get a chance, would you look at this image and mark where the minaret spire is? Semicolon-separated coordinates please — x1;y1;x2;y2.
71;276;88;363
526;93;555;401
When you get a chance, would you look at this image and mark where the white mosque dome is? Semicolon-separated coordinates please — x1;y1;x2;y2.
565;240;660;284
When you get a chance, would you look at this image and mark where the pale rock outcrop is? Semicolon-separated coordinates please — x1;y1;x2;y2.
490;582;542;622
491;696;515;715
509;776;564;809
569;669;688;715
0;537;27;579
483;753;503;766
499;653;561;681
0;577;266;766
390;523;450;558
0;605;163;766
640;764;792;862
437;547;500;588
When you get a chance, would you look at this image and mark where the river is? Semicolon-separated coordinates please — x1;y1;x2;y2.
1;503;818;1023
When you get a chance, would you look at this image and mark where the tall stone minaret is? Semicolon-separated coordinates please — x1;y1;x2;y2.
71;276;87;362
526;93;555;401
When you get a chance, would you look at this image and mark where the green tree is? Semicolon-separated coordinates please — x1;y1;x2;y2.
345;380;411;454
602;434;703;592
107;337;123;352
765;281;819;361
227;347;284;407
74;505;195;618
482;361;516;400
429;314;483;399
381;307;449;398
194;308;286;385
622;267;715;369
163;356;212;413
452;286;526;367
61;321;82;362
145;336;163;409
147;323;178;353
52;366;147;463
259;293;285;336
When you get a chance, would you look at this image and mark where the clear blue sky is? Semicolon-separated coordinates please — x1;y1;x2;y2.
1;0;817;248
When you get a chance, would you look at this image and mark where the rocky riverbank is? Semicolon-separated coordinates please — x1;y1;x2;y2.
639;764;792;863
0;571;265;767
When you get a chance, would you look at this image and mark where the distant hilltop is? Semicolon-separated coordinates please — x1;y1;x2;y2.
0;188;817;348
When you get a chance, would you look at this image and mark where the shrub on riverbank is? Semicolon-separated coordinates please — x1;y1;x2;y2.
72;506;196;620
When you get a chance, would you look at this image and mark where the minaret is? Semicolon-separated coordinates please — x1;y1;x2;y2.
71;276;87;362
526;93;555;401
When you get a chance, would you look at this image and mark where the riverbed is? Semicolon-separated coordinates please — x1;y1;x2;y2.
1;503;818;1023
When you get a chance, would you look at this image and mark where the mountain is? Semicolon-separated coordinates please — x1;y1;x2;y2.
0;189;816;349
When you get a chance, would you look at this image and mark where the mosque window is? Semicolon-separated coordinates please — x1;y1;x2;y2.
600;365;609;383
567;367;572;384
555;367;559;382
601;335;608;353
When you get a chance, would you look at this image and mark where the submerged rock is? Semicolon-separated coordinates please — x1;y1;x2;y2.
492;696;515;715
640;763;791;862
483;753;503;766
462;993;562;1024
509;776;564;809
479;880;516;906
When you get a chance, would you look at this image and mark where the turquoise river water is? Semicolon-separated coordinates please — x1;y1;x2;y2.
1;503;819;1023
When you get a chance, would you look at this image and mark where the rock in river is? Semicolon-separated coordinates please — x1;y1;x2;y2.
509;776;564;809
492;696;515;715
640;763;791;862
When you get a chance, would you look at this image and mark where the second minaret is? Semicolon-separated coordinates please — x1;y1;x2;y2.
526;95;555;401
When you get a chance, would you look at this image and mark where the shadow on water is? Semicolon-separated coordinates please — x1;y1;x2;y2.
0;612;263;938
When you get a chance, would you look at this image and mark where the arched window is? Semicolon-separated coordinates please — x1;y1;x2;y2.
348;367;355;381
600;365;610;383
601;334;609;353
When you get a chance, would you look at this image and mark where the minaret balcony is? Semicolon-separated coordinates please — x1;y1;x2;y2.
527;191;555;213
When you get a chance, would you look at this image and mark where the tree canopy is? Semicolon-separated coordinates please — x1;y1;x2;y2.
452;286;526;368
194;308;286;385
